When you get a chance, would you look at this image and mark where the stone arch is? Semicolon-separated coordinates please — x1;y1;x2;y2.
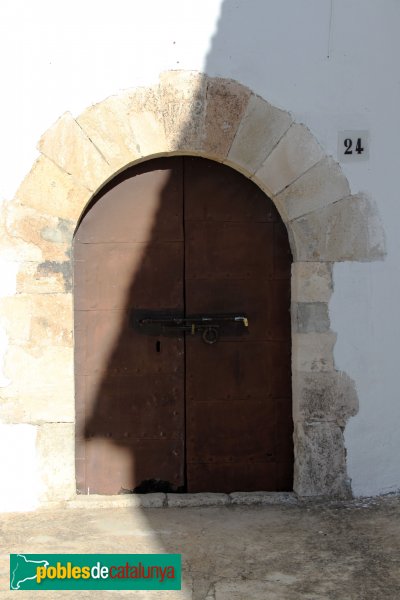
2;71;385;502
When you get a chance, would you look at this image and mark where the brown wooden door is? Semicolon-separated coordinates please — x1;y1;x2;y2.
184;158;292;492
74;156;292;495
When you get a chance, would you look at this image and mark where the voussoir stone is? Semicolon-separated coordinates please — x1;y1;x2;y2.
292;332;336;372
159;70;208;152
37;423;75;501
290;193;386;261
124;85;168;157
77;94;143;169
293;421;350;497
228;94;293;175
293;370;359;425
15;155;92;222
254;123;325;196
37;112;114;191
291;262;333;303
203;78;251;159
275;156;351;221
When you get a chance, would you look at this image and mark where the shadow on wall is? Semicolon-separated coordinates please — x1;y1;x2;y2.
74;1;297;596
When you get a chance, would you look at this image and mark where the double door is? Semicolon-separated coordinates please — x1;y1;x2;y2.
75;157;293;494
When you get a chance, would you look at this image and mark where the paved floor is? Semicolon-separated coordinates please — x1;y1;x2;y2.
1;494;399;599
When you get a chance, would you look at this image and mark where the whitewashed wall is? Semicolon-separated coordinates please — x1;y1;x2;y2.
0;0;398;507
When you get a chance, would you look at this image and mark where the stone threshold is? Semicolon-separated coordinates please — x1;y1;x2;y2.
64;491;298;509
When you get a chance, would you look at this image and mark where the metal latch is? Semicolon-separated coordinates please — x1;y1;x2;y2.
131;311;249;344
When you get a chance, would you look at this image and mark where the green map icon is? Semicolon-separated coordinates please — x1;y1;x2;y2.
10;554;49;590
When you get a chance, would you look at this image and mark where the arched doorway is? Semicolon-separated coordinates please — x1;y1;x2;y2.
74;156;293;495
4;72;384;504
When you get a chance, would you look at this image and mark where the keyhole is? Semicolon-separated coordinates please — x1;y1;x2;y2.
156;340;161;353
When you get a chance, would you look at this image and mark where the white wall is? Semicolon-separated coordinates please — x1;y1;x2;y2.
0;0;399;496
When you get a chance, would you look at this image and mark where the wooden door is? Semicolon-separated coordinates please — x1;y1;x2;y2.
74;159;185;494
74;157;293;495
184;158;292;492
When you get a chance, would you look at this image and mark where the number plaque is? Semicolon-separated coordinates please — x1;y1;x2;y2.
338;130;369;162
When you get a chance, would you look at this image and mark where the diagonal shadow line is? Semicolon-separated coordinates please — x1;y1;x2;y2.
73;3;294;597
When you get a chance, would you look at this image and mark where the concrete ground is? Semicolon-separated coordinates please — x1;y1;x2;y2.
1;494;399;599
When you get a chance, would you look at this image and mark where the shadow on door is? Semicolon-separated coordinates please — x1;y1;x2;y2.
74;156;292;496
72;2;301;594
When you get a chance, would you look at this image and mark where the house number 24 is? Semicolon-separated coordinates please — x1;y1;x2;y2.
338;131;369;162
344;137;364;155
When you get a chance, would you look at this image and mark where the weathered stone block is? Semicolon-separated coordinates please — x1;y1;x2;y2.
30;293;73;347
275;156;350;221
292;302;330;333
37;112;113;192
16;261;69;294
0;207;43;264
228;94;293;174
292;332;336;372
37;260;72;292
124;85;168;157
203;78;251;158
290;193;386;261
127;111;168;158
0;296;31;344
14;155;92;222
255;123;324;195
159;70;208;152
77;94;142;170
36;423;75;501
124;492;165;508
291;262;333;303
5;203;73;263
166;493;229;508
293;421;350;497
1;344;74;423
69;493;166;509
293;370;358;425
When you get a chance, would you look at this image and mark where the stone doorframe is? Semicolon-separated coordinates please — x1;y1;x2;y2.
1;71;385;504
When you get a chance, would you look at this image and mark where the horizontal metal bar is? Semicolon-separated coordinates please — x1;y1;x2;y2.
130;310;249;343
138;315;248;326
